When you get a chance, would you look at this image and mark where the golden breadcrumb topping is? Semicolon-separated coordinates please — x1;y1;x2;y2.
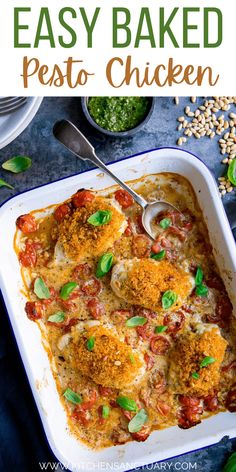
168;328;227;397
65;325;143;389
57;197;126;260
114;258;193;311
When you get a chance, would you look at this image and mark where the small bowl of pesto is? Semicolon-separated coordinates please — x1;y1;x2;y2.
81;96;155;137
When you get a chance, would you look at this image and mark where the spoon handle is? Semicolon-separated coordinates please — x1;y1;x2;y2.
53;120;148;209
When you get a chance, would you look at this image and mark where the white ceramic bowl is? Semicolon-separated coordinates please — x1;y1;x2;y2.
0;148;235;471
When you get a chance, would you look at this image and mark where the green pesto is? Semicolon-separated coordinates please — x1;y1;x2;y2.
87;97;149;132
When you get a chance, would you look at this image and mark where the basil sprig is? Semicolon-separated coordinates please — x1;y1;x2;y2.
63;388;82;405
102;405;110;419
34;277;50;299
162;290;178;310
160;218;171;229
223;452;236;472
60;282;77;300
48;312;65;323
0;178;14;189
86;336;95;351
126;316;147;328
2;156;32;173
151;249;166;260
196;284;209;297
227;159;236;186
195;267;203;286
191;372;200;379
116;396;138;412
128;408;148;433
87;210;112;226
155;325;168;333
200;356;216;368
96;253;113;278
195;266;208;297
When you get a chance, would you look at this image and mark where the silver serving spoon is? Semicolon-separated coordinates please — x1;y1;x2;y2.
53;120;182;241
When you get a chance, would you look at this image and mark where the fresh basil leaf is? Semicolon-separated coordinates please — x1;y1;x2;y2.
155;325;168;333
0;178;14;189
159;218;171;229
102;405;110;419
223;452;236;472
200;356;216;368
191;372;200;379
96;253;113;278
87;210;112;226
128;408;148;433
126;316;147;328
227;159;236;186
196;284;208;297
2;156;32;174
60;282;77;300
162;290;178;310
116;396;138;412
34;277;50;299
129;354;135;364
86;336;95;351
195;267;204;286
151;249;166;260
48;312;65;323
63;388;82;405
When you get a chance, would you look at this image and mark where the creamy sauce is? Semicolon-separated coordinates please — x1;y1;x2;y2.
15;173;236;449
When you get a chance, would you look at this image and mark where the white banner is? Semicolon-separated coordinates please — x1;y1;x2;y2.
0;0;235;96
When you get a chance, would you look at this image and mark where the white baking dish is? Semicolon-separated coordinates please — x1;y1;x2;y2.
0;147;235;471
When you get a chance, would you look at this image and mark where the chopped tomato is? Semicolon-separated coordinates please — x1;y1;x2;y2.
81;390;98;410
115;189;134;209
111;310;131;324
144;353;155;370
150;336;170;355
87;298;104;319
16;214;38;233
63;318;79;333
151;242;162;254
25;301;45;321
54;203;71;223
19;240;37;267
132;235;151;258
225;384;236;412
179;396;200;407
204;393;218;412
136;322;153;341
72;408;90;426
43;287;58;306
157;402;171;416
163;310;185;334
167;226;187;242
73;263;92;281
131;426;150;442
98;386;113;397
178;396;203;429
72;190;94;208
81;278;102;297
124;217;132;236
152;370;167;394
122;410;133;421
157;235;172;248
134;306;157;319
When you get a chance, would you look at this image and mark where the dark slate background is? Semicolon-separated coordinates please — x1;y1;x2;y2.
0;97;235;472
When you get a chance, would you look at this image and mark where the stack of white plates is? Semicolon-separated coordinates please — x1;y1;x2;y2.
0;97;43;149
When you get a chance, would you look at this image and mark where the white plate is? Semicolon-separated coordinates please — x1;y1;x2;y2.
0;97;43;149
0;148;235;472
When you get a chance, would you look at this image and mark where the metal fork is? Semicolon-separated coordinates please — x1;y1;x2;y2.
0;97;27;115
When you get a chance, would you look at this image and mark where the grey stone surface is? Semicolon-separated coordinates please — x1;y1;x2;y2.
0;97;235;471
